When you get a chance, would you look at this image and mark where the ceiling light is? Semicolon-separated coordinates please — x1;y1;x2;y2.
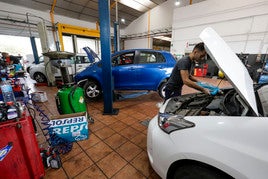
118;0;155;12
121;18;125;24
134;0;156;8
175;0;180;6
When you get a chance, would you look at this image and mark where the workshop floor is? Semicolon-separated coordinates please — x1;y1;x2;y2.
30;77;231;179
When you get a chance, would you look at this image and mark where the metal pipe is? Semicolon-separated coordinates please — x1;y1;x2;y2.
50;0;58;50
147;10;151;48
26;13;39;64
116;0;120;51
116;0;118;22
26;13;32;37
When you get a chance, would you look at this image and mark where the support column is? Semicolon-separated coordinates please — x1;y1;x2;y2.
114;22;119;52
98;0;119;115
72;35;78;74
37;21;56;86
72;35;78;53
30;37;39;64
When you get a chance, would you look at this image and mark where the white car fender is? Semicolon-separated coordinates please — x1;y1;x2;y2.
168;116;268;179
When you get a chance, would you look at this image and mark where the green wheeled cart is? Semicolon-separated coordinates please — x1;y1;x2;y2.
56;86;94;123
56;86;86;114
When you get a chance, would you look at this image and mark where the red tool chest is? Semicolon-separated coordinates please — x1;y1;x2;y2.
0;115;45;179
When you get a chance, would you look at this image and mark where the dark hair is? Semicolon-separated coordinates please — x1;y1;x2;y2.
193;42;205;52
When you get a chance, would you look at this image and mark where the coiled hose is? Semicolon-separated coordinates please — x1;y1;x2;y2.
23;93;73;154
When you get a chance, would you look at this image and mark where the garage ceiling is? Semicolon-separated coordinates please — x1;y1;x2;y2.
0;0;206;38
0;0;167;37
6;0;168;26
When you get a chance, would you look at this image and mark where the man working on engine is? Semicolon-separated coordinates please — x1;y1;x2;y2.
164;42;210;100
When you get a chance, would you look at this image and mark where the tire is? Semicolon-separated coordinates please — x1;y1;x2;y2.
33;72;47;83
158;81;167;99
84;80;102;101
26;67;30;73
172;164;232;179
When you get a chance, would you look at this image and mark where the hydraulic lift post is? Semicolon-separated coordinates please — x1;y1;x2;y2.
98;0;119;115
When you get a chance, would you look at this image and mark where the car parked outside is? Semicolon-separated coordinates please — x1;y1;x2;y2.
74;48;177;100
29;53;90;83
147;27;268;179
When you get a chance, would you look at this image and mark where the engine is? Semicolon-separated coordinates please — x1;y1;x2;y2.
164;88;255;117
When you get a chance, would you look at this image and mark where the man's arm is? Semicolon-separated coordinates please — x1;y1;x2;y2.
189;75;198;82
181;70;210;95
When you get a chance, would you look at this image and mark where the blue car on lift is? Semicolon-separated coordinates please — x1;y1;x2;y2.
75;47;176;101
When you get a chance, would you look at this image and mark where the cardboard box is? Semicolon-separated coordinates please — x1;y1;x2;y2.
31;91;48;102
48;112;89;143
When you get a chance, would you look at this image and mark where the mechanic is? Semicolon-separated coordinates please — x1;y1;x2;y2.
164;42;210;100
246;54;263;83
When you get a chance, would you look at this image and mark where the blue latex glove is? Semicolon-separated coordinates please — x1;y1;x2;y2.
196;82;220;96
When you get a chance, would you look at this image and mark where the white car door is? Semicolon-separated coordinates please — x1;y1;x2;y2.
74;54;90;73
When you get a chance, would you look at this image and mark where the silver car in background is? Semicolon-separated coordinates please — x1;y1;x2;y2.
29;53;90;83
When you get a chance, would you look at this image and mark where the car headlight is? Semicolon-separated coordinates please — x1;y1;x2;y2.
158;113;195;134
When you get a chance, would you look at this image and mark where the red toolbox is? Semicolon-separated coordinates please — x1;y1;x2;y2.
0;116;45;179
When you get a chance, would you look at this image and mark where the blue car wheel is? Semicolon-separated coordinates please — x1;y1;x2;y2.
84;80;102;101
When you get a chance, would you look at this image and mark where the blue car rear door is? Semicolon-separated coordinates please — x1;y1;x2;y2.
133;50;167;90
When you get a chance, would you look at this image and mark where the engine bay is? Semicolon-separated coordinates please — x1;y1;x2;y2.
164;88;255;117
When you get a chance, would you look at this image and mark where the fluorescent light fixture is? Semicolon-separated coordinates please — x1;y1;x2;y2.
153;36;171;42
118;0;156;12
134;0;156;8
175;0;180;6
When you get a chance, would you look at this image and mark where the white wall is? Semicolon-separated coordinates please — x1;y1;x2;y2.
171;0;268;55
122;0;174;49
124;38;152;49
123;0;173;35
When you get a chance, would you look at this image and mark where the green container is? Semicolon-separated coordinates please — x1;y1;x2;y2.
56;86;87;114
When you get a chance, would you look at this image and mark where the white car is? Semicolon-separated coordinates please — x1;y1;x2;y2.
147;27;268;179
29;53;90;83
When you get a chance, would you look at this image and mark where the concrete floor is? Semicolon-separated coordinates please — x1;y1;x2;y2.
30;77;231;179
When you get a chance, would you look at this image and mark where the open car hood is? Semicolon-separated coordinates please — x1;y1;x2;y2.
83;46;101;63
199;27;258;116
